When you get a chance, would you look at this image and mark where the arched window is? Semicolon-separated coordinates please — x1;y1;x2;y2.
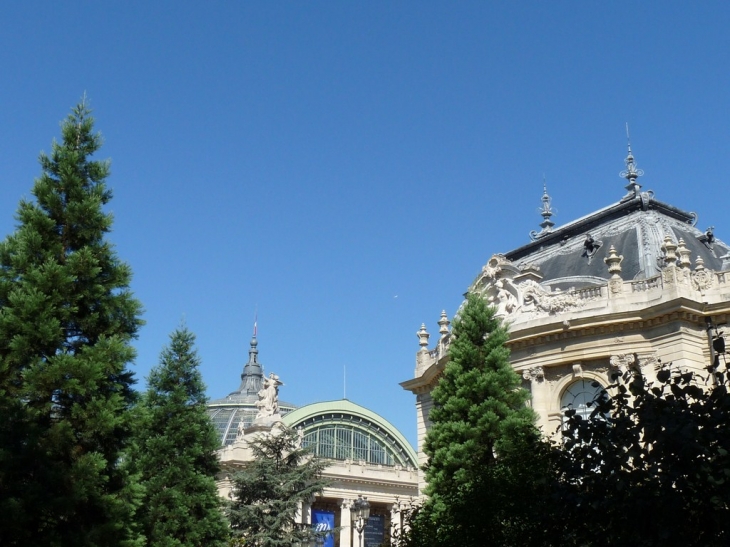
561;379;605;420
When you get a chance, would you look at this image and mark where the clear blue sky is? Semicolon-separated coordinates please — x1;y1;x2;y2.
2;2;729;448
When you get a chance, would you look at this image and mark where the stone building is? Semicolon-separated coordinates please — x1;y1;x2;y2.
209;335;418;547
207;335;297;445
402;144;730;493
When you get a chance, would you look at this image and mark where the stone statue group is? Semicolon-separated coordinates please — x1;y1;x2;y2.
256;372;283;420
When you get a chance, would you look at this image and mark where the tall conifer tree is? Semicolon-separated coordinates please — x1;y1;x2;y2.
416;293;542;546
228;427;329;547
130;326;228;547
0;100;143;546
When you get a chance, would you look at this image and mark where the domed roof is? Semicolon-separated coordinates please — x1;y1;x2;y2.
207;335;296;445
481;149;729;292
499;193;729;291
283;399;418;468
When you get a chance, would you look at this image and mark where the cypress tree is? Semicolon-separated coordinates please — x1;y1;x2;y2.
130;326;228;547
0;100;144;545
416;293;542;546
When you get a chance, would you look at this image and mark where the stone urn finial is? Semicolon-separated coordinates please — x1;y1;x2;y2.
417;324;430;349
604;245;623;278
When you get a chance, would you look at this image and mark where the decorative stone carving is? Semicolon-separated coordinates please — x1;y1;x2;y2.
637;353;660;372
494;279;519;316
572;363;583;378
480;254;512;281
609;279;623;295
610;353;637;377
417;324;430;349
662;265;679;286
472;254;599;319
604;245;624;295
519;279;587;315
604;245;623;277
692;256;714;292
438;311;450;337
677;238;692;270
522;366;544;382
662;235;678;266
255;372;283;420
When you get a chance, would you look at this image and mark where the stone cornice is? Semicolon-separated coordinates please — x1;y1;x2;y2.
507;298;712;350
400;358;445;394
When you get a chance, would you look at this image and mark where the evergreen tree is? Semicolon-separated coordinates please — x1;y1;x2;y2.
414;293;544;546
228;426;330;547
0;100;144;545
131;327;228;547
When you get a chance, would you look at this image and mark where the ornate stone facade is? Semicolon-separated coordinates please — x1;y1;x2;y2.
402;150;730;495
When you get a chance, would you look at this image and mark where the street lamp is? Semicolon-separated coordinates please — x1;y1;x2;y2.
350;495;370;547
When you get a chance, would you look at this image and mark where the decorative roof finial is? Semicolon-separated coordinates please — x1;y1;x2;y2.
438;310;450;337
529;177;556;241
620;123;644;200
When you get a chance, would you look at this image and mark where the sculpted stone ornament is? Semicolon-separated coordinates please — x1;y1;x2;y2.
605;245;624;295
692;256;714;293
255;372;283;420
610;353;638;377
519;279;586;315
494;279;519;317
480;254;510;281
522;366;544;382
472;253;600;319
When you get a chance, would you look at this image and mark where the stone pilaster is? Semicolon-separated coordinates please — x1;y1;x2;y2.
339;499;352;547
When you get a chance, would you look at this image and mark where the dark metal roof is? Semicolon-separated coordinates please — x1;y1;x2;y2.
502;193;729;287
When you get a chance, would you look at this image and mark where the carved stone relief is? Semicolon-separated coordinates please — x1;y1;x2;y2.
522;366;545;382
692;257;714;292
474;255;600;319
609;353;637;377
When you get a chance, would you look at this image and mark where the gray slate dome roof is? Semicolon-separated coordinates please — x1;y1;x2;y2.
502;192;730;291
207;335;296;445
491;147;730;291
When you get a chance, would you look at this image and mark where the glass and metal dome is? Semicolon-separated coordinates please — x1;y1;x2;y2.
283;399;418;468
207;335;297;445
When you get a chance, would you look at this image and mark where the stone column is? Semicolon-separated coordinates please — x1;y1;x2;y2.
390;502;402;543
339;499;352;547
300;500;311;526
415;390;433;495
522;366;547;430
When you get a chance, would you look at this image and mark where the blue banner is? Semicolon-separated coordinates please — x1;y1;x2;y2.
364;514;385;547
312;509;335;547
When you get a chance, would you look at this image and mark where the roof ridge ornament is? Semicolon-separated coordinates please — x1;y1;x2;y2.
529;178;556;241
620;123;644;201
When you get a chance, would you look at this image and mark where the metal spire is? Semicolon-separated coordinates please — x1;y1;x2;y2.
238;316;264;395
620;123;644;199
529;177;556;240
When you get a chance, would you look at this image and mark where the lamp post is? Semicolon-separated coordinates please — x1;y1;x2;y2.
350;495;370;547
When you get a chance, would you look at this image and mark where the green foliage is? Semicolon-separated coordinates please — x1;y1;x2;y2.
414;293;544;546
227;426;329;547
0;100;144;546
551;364;730;547
130;327;228;547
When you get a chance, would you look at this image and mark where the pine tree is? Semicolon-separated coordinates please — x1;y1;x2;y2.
228;427;330;547
415;293;543;546
130;326;228;547
0;100;144;545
